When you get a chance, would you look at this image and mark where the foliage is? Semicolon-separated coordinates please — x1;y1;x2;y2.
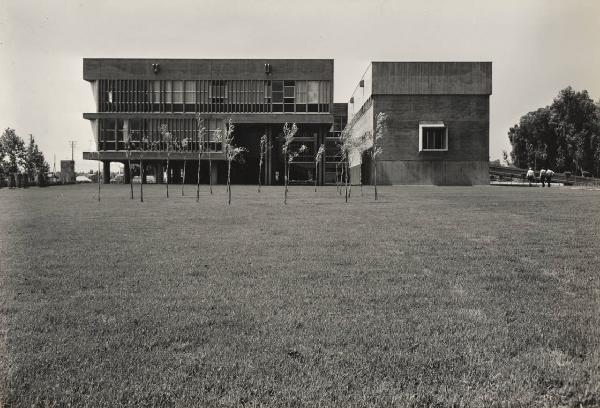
0;128;26;174
24;134;49;179
508;87;600;175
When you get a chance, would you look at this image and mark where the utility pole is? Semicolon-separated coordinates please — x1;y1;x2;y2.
68;141;78;161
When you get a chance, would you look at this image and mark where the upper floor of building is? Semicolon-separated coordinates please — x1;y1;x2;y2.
83;59;334;115
347;62;492;122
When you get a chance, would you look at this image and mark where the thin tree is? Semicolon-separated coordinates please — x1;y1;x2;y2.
286;144;307;200
139;135;149;203
181;136;189;196
339;127;353;203
123;127;134;199
219;119;247;205
195;116;207;202
97;159;101;202
373;112;387;201
258;134;268;193
314;144;325;192
160;124;173;198
353;131;370;196
281;123;298;204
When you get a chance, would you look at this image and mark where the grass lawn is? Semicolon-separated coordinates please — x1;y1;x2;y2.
1;184;599;407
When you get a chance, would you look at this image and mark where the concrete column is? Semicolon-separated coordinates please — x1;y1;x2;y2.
210;162;219;185
123;162;130;184
154;163;163;184
266;127;272;185
102;161;110;184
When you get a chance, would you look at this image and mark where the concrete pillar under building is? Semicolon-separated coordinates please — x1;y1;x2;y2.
154;163;164;183
141;162;147;184
172;163;182;184
123;162;130;184
210;162;219;185
102;161;110;184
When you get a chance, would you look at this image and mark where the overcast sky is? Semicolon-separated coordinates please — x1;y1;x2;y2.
1;0;599;172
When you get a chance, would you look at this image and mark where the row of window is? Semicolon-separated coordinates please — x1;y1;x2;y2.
98;79;332;114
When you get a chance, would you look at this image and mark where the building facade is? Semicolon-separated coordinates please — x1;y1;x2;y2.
83;59;491;186
82;59;338;185
346;62;492;185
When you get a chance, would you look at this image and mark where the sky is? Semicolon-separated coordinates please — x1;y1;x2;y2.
1;0;599;172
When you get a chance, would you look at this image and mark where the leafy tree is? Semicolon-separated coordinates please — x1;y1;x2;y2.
1;128;26;174
24;135;49;180
508;87;600;176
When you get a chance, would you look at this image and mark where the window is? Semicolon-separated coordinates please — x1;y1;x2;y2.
173;80;184;112
210;80;228;104
419;123;448;151
185;81;196;111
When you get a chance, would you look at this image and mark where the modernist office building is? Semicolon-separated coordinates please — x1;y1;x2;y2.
82;59;491;185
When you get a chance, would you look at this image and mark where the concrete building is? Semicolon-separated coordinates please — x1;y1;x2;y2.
82;58;338;185
346;62;492;185
83;59;491;186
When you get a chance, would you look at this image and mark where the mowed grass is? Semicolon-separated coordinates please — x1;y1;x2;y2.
1;184;599;407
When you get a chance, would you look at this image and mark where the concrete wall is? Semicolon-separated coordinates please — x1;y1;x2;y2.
348;64;372;122
83;59;334;82
372;62;492;95
370;94;489;185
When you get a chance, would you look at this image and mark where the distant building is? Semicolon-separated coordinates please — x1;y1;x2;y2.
59;160;75;184
82;59;491;186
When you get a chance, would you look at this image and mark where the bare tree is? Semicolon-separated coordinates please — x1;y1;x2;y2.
218;119;247;205
281;123;298;205
373;112;387;201
195;115;207;202
160;124;174;198
339;127;352;203
123;127;134;199
258;134;269;193
181;136;189;196
314;144;325;192
353;131;370;196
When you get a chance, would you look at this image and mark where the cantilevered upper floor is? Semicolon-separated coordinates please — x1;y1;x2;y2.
83;58;334;121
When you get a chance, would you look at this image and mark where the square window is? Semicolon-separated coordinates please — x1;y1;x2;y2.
419;124;447;151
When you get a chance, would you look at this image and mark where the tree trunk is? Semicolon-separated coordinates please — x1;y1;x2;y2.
348;161;351;198
344;161;348;203
258;156;262;193
166;156;170;198
182;159;186;196
227;160;232;205
140;159;144;203
374;158;378;201
128;154;133;199
284;158;288;205
209;156;213;195
314;162;318;192
196;152;201;202
359;158;363;196
97;161;101;203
